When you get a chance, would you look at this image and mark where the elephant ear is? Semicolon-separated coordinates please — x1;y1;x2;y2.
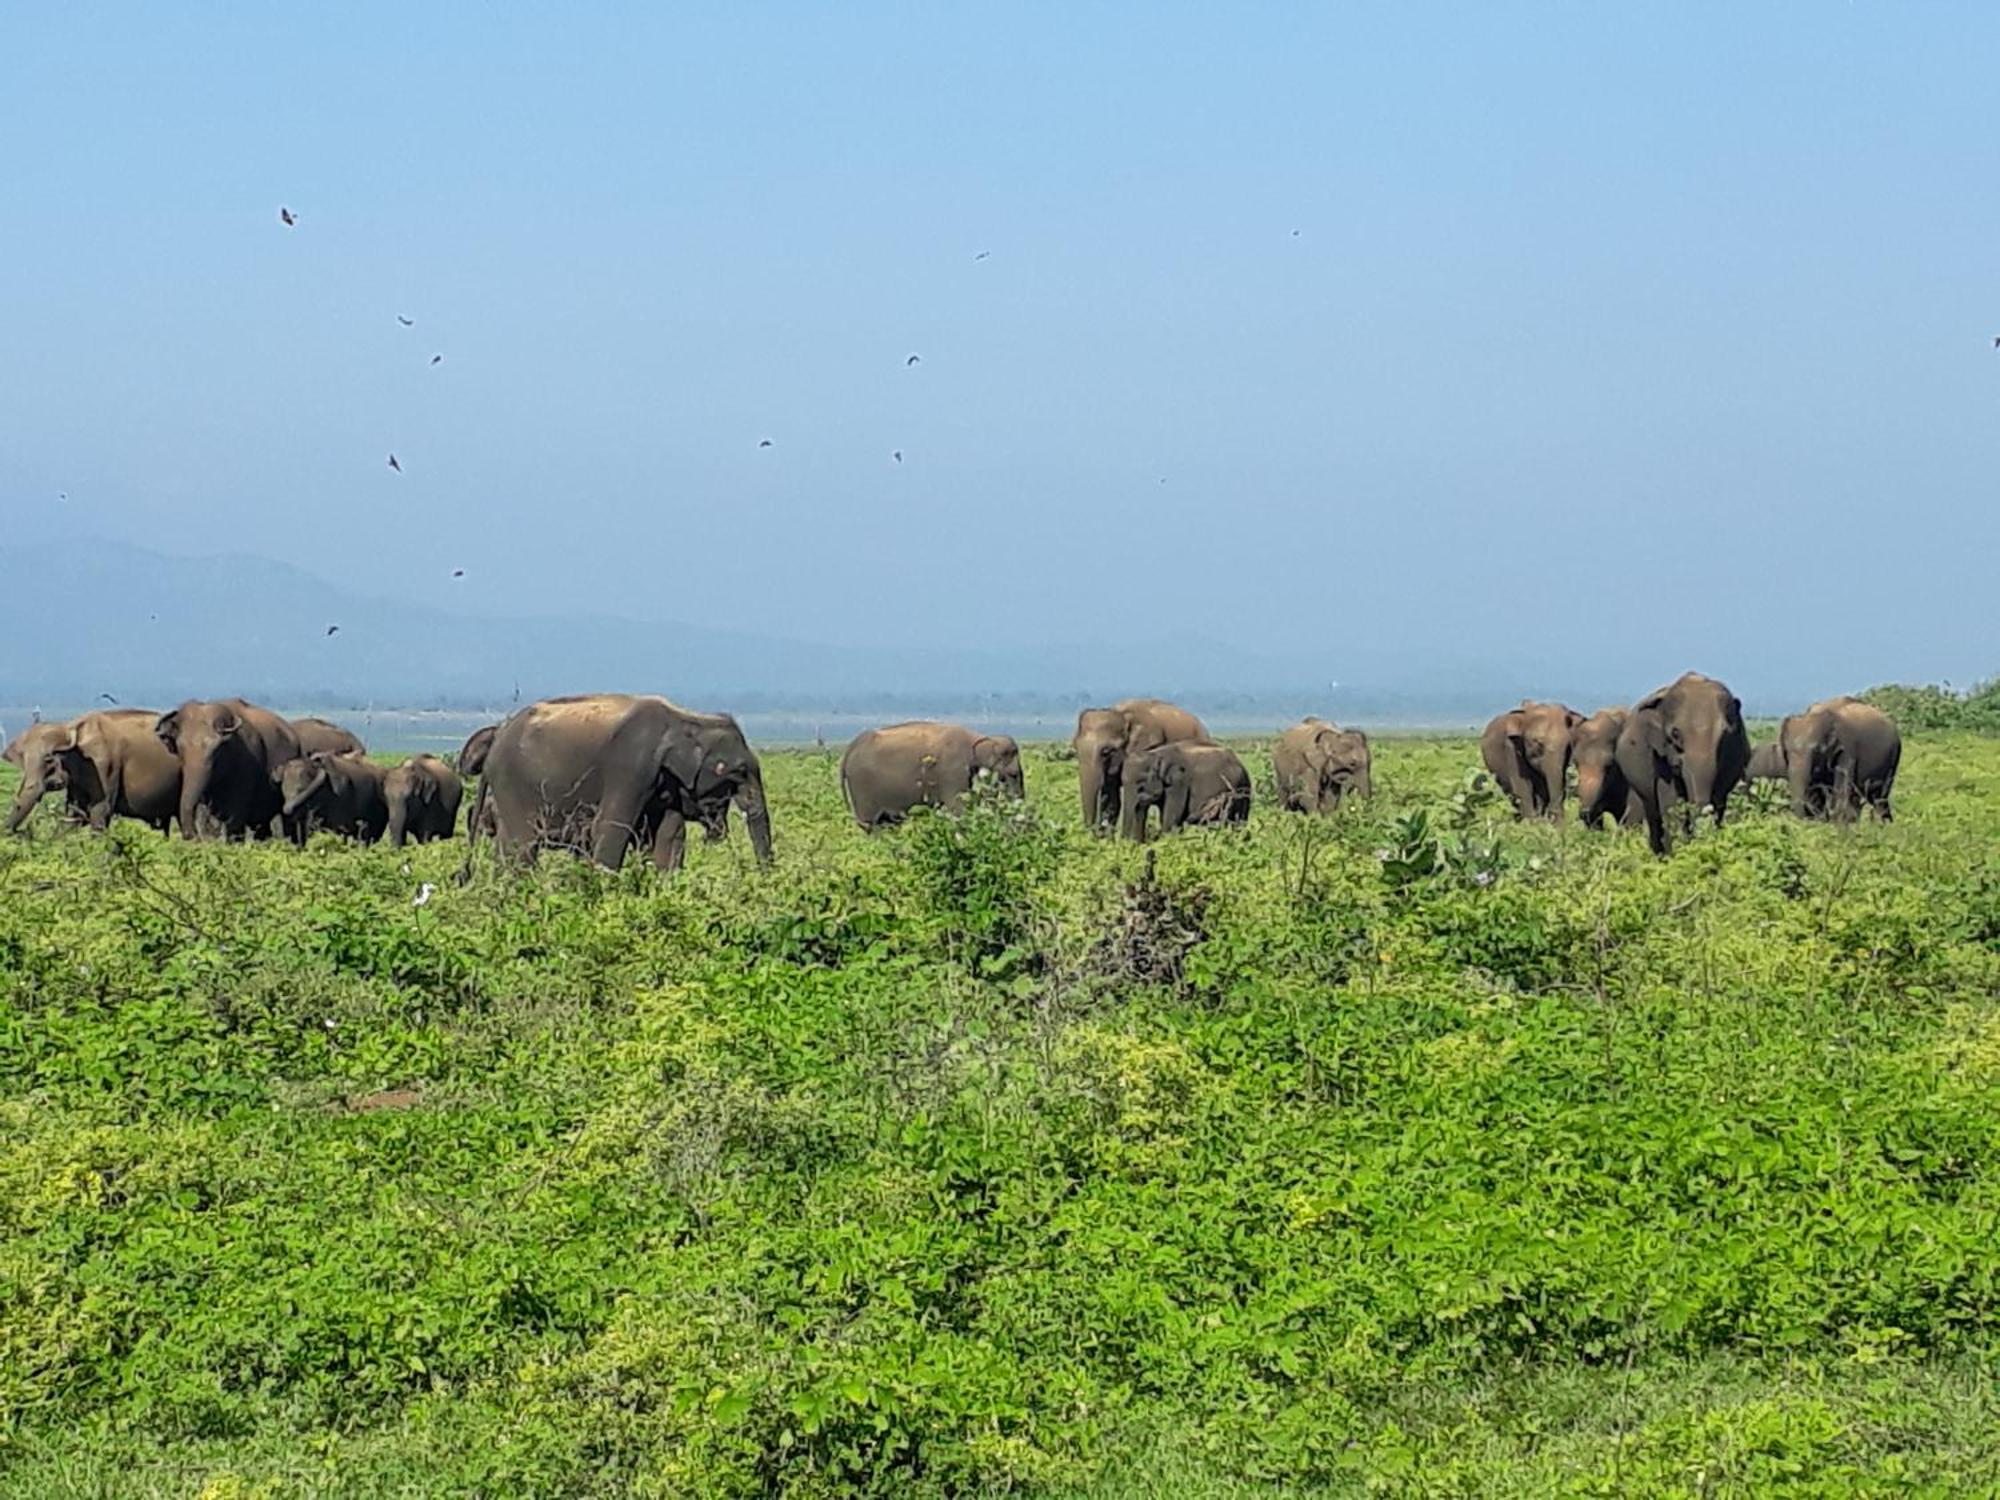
155;711;181;753
1565;709;1586;731
213;705;241;737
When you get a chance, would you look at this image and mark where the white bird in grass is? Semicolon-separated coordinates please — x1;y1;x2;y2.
412;882;436;907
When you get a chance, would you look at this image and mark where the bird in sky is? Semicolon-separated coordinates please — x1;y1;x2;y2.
325;624;340;637
1993;336;2000;348
279;207;296;226
758;439;773;448
451;568;465;578
57;492;66;502
98;692;118;704
397;315;414;327
430;354;442;365
1292;229;1300;237
906;354;921;366
892;450;903;463
387;454;402;472
974;250;990;261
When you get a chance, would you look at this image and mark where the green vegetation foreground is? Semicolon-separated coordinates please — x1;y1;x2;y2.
4;736;2000;1496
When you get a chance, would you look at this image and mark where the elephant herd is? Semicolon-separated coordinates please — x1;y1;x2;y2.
1;675;1901;871
1481;672;1901;855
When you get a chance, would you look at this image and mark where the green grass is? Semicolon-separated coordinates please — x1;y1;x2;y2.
3;735;1999;1496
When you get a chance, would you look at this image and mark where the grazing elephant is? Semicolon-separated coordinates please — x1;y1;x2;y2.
1480;701;1583;821
840;721;1024;828
5;709;179;835
280;752;389;843
2;720;91;826
1073;698;1212;837
467;693;772;873
1744;740;1786;784
1570;708;1641;829
384;755;465;846
292;717;366;757
1777;697;1900;821
1123;743;1251;840
1272;718;1372;813
155;698;304;840
1614;672;1750;856
457;724;498;777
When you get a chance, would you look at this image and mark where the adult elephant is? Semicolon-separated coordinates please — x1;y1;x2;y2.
467;693;772;873
384;755;464;846
1073;698;1212;837
2;720;90;826
1124;743;1251;840
840;721;1024;828
1614;672;1750;856
281;752;389;843
1777;697;1900;822
1480;701;1583;821
5;709;179;835
1272;718;1371;813
457;724;499;777
1744;740;1786;784
293;717;366;757
155;698;304;840
1570;708;1640;829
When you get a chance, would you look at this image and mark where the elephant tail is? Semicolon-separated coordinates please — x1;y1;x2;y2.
456;768;492;886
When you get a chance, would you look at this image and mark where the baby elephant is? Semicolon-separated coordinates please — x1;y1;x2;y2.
841;721;1024;828
1123;743;1251;840
1571;708;1642;828
384;754;464;847
1272;718;1371;813
280;752;389;844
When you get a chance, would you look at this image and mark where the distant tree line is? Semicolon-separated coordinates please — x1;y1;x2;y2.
1860;677;2000;733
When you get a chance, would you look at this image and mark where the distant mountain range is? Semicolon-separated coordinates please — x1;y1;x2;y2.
0;541;1621;727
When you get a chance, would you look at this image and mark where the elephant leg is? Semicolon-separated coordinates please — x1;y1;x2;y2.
651;808;689;873
89;765;123;832
1639;785;1669;856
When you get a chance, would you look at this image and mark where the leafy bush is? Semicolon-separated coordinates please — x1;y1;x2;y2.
1861;677;2000;733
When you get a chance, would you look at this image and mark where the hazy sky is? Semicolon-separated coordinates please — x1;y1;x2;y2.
3;4;1996;695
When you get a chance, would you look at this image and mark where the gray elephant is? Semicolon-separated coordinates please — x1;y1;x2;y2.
155;698;305;840
1744;740;1786;784
280;752;389;843
1123;743;1251;840
1614;671;1750;855
1480;701;1583;821
2;720;92;827
6;709;179;835
457;724;498;777
466;693;772;873
1571;708;1641;829
292;717;366;757
840;721;1024;828
1272;718;1372;813
1073;698;1212;837
384;755;464;846
1776;697;1900;821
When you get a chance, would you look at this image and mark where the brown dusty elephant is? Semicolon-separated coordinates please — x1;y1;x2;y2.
466;693;772;873
155;698;305;840
1073;698;1212;837
6;709;179;835
1272;719;1372;813
1614;672;1750;856
1123;743;1251;840
384;755;464;846
1744;740;1786;784
840;721;1024;828
2;720;91;827
457;724;498;777
1480;701;1583;821
292;717;366;757
1776;697;1900;822
280;752;389;843
1571;708;1641;830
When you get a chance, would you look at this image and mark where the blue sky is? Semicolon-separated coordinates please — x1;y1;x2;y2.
2;4;1995;696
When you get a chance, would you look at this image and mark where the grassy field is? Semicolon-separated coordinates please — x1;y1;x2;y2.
3;734;2000;1496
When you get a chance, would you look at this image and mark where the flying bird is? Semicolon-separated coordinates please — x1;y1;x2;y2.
279;207;296;226
98;692;118;704
325;624;340;637
430;354;442;365
892;450;903;463
758;439;774;448
1993;336;2000;348
451;568;465;578
387;454;402;472
1292;229;1300;237
58;492;66;502
906;354;921;366
974;250;991;261
397;315;414;327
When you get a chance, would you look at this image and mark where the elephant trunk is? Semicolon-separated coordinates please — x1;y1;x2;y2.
177;759;210;839
1078;752;1106;832
5;776;46;834
1681;753;1719;824
1575;764;1603;822
737;772;774;865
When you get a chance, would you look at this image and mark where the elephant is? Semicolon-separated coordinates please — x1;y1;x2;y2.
466;693;772;873
1480;701;1583;821
840;721;1024;828
1272;718;1372;813
1744;740;1786;784
1614;671;1750;856
280;752;390;843
292;717;366;757
155;698;305;840
384;755;465;846
1;720;92;826
1776;697;1900;822
5;709;179;835
1571;708;1641;829
457;724;498;777
1073;698;1212;837
1123;743;1251;840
